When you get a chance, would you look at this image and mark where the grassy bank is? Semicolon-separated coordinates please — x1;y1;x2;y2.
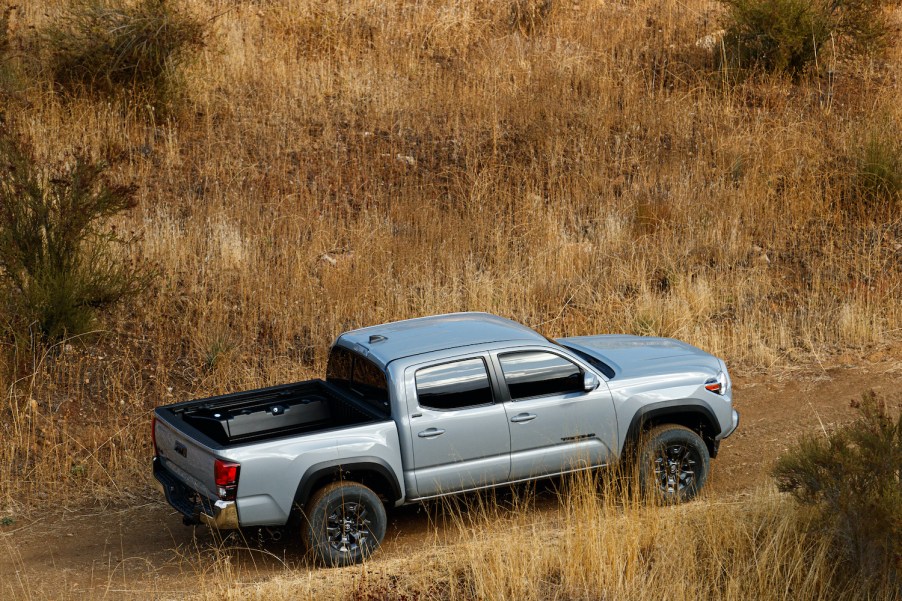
0;0;900;512
187;475;898;600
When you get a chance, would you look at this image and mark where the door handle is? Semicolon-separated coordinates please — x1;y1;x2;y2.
417;428;446;438
510;413;537;423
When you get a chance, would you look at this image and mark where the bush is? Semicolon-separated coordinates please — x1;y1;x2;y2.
40;0;203;99
720;0;887;75
855;126;902;209
773;391;901;589
0;132;151;341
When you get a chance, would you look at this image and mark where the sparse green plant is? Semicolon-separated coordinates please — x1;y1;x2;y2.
633;312;661;336
854;126;902;209
39;0;203;100
201;330;238;372
0;132;151;342
774;391;902;588
720;0;887;75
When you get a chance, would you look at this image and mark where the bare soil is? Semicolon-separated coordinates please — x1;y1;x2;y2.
3;361;901;600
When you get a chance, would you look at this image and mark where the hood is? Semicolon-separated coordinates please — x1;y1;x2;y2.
557;335;722;380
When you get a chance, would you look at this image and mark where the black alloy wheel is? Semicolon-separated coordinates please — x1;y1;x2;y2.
302;481;387;566
638;424;711;503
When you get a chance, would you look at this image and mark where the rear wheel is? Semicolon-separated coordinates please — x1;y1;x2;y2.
302;481;387;566
638;424;710;502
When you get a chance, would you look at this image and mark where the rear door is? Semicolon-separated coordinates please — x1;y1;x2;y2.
494;349;617;480
405;355;511;498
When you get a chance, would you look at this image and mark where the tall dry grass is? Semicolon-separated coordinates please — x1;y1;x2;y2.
0;0;900;511
181;472;899;600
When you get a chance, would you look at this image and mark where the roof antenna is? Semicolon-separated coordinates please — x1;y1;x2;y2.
369;334;387;344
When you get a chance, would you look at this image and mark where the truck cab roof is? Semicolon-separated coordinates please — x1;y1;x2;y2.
336;312;547;368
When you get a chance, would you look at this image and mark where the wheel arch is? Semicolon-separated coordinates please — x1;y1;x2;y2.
625;403;721;458
292;457;402;514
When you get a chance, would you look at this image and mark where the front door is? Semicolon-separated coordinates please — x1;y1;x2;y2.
406;356;511;498
495;349;617;480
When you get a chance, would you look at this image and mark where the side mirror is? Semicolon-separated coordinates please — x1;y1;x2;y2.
583;371;599;392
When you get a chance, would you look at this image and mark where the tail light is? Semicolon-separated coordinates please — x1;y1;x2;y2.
151;417;158;455
214;459;240;501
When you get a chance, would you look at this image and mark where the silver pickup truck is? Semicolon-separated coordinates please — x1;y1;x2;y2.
153;312;739;565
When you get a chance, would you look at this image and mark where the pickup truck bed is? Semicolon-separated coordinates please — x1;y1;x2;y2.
158;380;383;446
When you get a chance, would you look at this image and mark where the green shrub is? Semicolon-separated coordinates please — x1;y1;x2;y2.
0;132;151;341
855;126;902;209
720;0;887;75
40;0;203;99
773;391;901;589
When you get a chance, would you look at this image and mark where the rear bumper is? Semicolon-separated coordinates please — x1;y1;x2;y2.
153;457;239;530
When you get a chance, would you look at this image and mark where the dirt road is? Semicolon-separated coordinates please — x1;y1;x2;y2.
3;362;900;600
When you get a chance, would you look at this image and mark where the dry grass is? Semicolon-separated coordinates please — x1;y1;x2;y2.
181;473;899;600
2;477;899;599
0;0;900;549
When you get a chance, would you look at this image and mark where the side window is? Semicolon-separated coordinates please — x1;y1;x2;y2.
499;351;583;400
415;358;494;411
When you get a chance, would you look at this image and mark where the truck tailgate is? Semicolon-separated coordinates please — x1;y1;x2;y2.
155;417;218;500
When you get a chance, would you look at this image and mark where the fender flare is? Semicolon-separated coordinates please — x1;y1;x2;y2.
292;456;403;510
624;401;721;457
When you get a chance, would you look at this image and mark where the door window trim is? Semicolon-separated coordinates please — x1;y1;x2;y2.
413;356;497;412
491;348;591;402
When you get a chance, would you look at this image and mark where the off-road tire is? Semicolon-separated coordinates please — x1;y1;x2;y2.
638;424;710;503
301;481;387;566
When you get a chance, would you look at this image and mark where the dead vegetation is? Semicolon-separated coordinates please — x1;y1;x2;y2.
0;0;900;596
177;466;901;600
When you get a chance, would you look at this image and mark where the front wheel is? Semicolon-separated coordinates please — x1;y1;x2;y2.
302;481;387;566
638;424;710;503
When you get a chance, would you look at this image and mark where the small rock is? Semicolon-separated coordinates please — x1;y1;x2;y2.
321;254;338;266
395;154;416;167
695;29;725;51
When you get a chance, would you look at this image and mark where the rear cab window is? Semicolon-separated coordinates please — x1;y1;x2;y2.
326;345;390;416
